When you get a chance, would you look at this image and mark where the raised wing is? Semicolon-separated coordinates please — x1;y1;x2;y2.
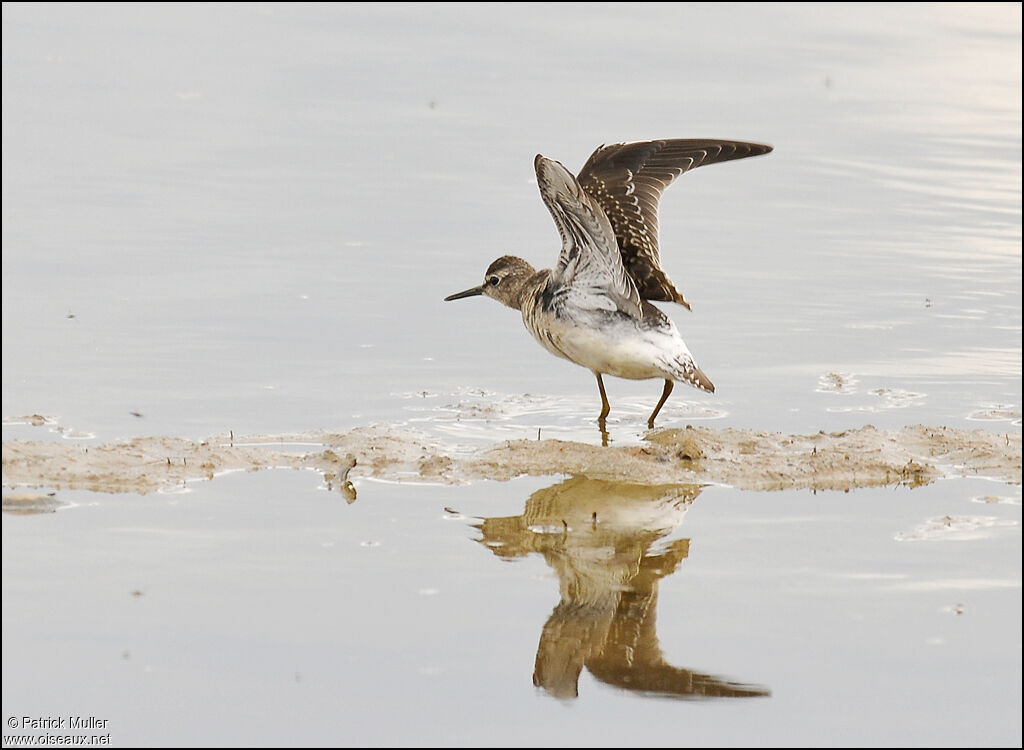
534;154;642;319
578;139;773;308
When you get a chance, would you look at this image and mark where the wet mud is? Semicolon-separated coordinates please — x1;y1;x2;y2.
2;422;1020;497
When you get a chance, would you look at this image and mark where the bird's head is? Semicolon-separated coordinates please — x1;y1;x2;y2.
443;255;537;310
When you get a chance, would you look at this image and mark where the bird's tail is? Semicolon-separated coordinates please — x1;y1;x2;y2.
663;355;715;393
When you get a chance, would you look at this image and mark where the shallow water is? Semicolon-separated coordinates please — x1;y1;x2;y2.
2;3;1020;445
2;3;1022;746
2;471;1020;746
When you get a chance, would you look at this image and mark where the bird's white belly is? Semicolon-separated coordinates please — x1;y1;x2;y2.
531;314;672;380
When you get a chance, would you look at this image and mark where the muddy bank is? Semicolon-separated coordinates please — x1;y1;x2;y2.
2;424;1020;497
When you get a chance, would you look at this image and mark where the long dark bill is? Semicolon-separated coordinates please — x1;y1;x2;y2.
443;286;484;301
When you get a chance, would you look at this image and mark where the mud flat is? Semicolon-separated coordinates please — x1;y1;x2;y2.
2;423;1020;497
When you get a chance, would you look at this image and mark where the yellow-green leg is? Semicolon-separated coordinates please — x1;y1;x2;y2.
595;372;611;423
648;379;674;428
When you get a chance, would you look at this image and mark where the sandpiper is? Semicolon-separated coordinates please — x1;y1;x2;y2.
445;139;772;429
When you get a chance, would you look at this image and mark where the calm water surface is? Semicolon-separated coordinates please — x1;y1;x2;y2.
2;3;1021;746
2;471;1021;746
2;2;1019;444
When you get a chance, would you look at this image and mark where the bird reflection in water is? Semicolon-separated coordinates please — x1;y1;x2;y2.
473;476;770;700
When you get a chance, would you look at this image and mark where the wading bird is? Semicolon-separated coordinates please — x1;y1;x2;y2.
444;139;772;432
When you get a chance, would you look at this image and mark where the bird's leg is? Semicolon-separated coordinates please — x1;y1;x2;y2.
595;372;611;424
595;372;611;446
648;379;674;428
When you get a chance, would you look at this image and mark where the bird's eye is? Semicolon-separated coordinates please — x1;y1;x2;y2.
487;276;500;286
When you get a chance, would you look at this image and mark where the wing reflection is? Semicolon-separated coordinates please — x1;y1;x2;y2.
473;477;770;700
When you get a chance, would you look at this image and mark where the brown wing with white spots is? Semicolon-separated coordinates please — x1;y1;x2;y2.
578;139;773;309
